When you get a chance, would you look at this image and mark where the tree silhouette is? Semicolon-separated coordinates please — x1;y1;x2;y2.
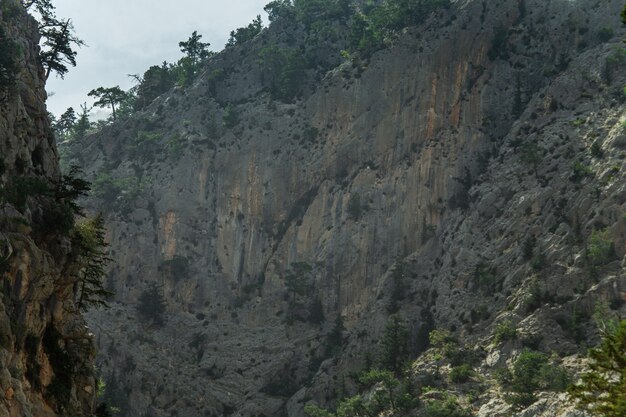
137;283;167;326
24;0;85;79
88;86;127;121
379;314;409;374
179;31;211;67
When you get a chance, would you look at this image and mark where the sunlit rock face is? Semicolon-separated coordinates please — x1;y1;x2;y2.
64;0;625;416
0;1;96;416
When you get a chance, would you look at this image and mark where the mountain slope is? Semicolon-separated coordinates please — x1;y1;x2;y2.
63;0;625;416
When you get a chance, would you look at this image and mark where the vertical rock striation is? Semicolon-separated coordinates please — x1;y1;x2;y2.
1;1;96;416
63;0;625;416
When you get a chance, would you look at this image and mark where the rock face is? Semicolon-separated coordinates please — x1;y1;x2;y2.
0;1;96;416
64;0;625;416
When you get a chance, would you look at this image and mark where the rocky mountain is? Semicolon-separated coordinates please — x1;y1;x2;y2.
0;1;96;416
62;0;625;416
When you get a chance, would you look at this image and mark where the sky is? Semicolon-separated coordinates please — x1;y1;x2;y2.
45;0;269;118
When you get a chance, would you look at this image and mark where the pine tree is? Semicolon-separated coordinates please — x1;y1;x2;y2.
25;0;85;79
88;86;127;121
137;282;167;325
72;103;92;140
54;107;76;137
569;320;626;417
73;214;113;311
179;31;211;67
379;314;409;374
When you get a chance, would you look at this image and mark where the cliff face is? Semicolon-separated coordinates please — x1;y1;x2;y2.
0;1;96;416
64;0;625;416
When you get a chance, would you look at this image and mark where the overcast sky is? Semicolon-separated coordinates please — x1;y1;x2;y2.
46;0;269;118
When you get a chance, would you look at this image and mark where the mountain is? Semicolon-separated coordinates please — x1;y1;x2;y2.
61;0;625;416
0;1;97;416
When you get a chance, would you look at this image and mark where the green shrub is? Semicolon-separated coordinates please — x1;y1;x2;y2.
258;45;306;101
450;364;474;383
498;350;570;408
494;320;517;344
587;228;615;266
570;160;593;182
424;394;472;417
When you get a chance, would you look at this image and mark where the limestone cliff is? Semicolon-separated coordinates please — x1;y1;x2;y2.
0;1;96;416
63;0;625;416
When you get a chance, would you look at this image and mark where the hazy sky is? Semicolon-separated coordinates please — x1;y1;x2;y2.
46;0;269;118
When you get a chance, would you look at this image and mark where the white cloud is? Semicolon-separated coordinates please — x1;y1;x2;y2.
46;0;269;116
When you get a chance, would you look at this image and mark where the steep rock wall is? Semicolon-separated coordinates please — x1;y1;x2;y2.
64;0;625;416
0;1;96;416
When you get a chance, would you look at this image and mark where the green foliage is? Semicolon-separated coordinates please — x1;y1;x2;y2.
429;329;475;366
0;26;20;94
587;228;615;266
178;30;211;67
498;350;570;408
136;282;167;326
0;176;51;212
258;45;306;101
520;142;542;174
53;107;77;138
227;15;263;47
424;394;472;417
305;368;417;416
73;214;113;310
88;86;127;121
304;404;334;417
134;62;175;109
569;320;626;417
56;165;91;216
379;314;409;373
570;160;593;182
348;0;451;57
264;0;295;22
72;103;93;140
494;320;517;344
92;173;142;208
293;0;352;28
222;104;240;128
28;0;85;80
450;364;474;383
176;31;212;86
590;140;604;158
